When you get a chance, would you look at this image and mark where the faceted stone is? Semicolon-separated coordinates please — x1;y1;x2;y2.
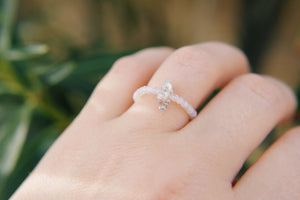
157;93;164;100
157;80;174;111
162;80;173;92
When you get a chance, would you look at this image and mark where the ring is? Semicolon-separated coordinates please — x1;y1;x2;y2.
133;80;197;119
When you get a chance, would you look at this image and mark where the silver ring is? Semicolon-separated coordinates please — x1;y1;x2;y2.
133;80;197;119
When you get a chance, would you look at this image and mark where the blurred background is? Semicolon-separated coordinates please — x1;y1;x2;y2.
0;0;299;198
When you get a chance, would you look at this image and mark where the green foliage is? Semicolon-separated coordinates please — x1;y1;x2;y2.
0;0;131;198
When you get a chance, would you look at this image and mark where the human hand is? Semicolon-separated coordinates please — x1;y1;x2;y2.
11;42;299;200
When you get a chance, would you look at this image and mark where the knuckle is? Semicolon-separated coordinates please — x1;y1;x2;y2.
172;46;219;79
196;42;250;74
111;55;140;73
173;46;213;67
202;41;248;61
235;73;283;107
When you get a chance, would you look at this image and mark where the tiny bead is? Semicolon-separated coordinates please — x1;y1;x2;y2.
188;107;194;114
170;94;177;101
146;88;151;94
178;97;184;104
191;112;197;119
182;101;189;109
153;87;159;94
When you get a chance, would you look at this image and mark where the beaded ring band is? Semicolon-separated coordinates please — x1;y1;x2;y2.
133;80;197;119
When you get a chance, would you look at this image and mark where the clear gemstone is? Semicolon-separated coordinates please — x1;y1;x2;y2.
161;80;174;93
157;93;164;100
157;81;174;111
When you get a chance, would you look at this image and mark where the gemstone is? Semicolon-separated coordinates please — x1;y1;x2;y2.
157;80;173;111
157;93;164;100
161;80;174;94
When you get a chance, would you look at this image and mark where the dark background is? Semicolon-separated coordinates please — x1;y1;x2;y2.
0;0;299;199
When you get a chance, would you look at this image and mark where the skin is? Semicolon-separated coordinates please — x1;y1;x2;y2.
11;42;300;200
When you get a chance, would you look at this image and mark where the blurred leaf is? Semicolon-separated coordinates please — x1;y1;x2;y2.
0;104;33;185
0;60;28;96
0;104;21;130
29;64;57;76
0;93;22;107
1;44;49;61
0;82;9;94
42;61;76;85
0;0;18;51
0;125;60;199
50;52;133;96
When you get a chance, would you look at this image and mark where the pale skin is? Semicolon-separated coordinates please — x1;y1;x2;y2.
11;42;300;200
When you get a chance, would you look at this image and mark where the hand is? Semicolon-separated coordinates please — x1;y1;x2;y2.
11;42;299;200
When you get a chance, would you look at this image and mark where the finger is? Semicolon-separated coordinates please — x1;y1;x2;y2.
183;74;297;181
126;42;249;131
234;126;300;200
80;47;173;121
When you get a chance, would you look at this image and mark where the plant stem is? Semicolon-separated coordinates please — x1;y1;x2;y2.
0;0;19;51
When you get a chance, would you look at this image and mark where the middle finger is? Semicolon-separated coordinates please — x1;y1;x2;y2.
182;74;297;182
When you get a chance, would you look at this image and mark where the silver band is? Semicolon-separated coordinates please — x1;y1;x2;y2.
133;80;197;119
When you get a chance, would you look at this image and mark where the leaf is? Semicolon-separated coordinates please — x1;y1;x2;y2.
0;0;19;51
0;104;33;185
54;51;134;94
42;62;76;85
0;82;9;94
0;125;60;199
1;44;49;61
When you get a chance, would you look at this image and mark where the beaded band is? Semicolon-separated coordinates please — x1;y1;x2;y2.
133;80;197;119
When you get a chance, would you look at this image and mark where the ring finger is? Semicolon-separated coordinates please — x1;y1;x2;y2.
125;42;249;131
